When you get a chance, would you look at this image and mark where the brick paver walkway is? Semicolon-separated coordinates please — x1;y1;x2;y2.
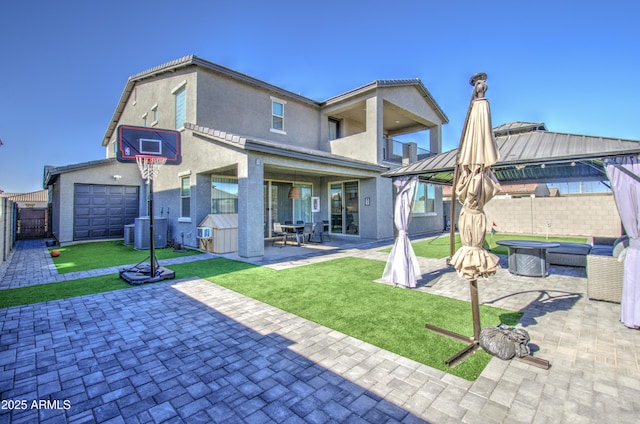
1;237;639;423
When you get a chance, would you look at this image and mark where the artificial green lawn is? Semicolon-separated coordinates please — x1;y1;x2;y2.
49;240;201;273
402;233;588;259
0;253;521;381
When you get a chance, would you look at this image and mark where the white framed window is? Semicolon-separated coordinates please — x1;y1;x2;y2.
172;80;187;130
412;182;436;215
151;104;158;126
180;175;191;219
270;97;286;134
142;112;148;127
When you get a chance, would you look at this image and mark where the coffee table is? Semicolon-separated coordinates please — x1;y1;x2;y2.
496;240;560;277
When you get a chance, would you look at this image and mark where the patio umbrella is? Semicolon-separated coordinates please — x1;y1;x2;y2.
445;72;501;348
382;176;420;288
605;156;640;328
449;74;501;282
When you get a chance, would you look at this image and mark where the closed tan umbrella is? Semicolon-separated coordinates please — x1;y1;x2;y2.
426;74;549;369
448;73;501;345
448;91;501;281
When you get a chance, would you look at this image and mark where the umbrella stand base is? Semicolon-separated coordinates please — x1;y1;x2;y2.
425;323;551;369
425;323;478;368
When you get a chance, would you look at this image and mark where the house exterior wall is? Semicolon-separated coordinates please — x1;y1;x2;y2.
196;70;321;150
94;59;447;257
105;69;198;151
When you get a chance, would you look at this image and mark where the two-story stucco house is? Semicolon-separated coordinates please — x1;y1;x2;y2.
46;55;448;257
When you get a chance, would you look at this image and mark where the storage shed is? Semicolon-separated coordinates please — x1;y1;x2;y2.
198;214;238;253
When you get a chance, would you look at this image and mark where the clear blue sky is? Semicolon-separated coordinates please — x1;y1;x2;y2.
1;0;638;193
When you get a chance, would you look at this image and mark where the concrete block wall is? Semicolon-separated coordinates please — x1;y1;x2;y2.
483;194;622;238
1;197;17;266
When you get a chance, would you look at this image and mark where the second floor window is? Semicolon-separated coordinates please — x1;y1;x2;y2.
173;82;187;130
180;176;191;218
271;99;285;133
329;118;341;140
151;105;158;125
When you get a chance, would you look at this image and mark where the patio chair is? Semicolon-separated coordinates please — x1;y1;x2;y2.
301;222;313;244
322;220;331;240
272;222;288;247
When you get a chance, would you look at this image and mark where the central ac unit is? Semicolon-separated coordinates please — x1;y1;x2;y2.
197;227;212;239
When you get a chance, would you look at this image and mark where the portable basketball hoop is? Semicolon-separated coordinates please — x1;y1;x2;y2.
117;125;181;285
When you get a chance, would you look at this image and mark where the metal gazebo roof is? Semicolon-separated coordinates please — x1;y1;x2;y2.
382;129;640;185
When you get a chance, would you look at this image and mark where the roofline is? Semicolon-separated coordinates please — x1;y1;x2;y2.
186;123;388;173
43;158;117;187
382;130;640;179
102;55;321;147
103;58;450;146
322;79;449;124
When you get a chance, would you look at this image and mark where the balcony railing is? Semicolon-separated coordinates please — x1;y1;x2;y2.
382;137;432;164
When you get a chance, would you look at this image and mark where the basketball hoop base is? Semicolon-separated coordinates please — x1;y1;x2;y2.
119;263;175;285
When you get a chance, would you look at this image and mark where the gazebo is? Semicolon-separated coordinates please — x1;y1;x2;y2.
383;124;640;186
383;123;640;332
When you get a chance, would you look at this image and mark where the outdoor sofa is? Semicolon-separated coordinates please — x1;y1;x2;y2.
544;236;628;303
586;236;629;303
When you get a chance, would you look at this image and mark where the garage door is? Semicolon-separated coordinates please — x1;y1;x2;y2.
74;184;139;241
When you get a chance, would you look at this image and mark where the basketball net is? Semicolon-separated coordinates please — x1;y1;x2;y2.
136;156;167;184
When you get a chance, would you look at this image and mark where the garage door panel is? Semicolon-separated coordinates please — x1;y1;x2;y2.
74;184;139;241
92;197;108;206
91;217;108;226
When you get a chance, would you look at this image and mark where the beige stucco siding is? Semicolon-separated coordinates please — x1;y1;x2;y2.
196;70;321;150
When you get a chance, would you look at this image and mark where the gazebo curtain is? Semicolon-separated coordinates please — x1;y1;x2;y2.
382;177;420;288
605;156;640;328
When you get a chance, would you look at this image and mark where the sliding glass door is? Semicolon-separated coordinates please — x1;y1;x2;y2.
263;180;312;237
330;181;359;235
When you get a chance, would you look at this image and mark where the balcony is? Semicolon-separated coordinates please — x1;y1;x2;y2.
383;137;433;164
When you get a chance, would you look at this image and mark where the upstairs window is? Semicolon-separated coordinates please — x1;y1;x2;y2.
271;97;286;134
328;118;342;140
173;81;187;130
142;112;148;127
151;104;158;126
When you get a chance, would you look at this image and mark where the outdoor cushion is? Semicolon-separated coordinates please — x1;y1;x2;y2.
547;243;592;255
612;236;630;258
589;245;615;256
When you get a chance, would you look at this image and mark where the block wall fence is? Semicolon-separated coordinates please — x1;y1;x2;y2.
444;194;622;238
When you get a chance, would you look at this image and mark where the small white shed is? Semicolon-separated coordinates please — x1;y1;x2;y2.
197;214;238;253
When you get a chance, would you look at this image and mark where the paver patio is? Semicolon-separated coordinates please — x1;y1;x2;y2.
1;238;639;423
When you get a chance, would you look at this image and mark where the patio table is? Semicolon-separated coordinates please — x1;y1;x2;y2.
496;240;560;277
280;224;304;246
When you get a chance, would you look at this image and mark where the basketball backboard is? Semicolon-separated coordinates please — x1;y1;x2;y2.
116;125;182;165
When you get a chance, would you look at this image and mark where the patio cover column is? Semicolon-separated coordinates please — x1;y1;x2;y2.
237;155;264;257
